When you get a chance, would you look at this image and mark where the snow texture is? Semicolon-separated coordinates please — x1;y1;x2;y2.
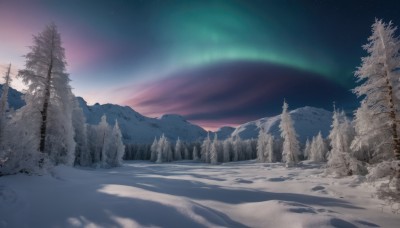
0;161;398;228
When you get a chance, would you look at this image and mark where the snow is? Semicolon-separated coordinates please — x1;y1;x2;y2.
1;161;399;228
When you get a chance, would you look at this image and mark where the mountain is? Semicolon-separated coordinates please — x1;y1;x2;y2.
213;126;235;139
230;106;333;143
2;85;333;145
0;84;25;110
77;97;207;144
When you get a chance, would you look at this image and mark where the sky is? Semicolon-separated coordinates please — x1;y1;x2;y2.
1;0;400;130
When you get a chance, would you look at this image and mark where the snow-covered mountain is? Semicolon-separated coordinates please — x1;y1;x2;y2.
77;97;207;144
2;85;333;144
0;84;25;110
231;106;333;143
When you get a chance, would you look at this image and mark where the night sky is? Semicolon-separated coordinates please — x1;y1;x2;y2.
1;0;400;130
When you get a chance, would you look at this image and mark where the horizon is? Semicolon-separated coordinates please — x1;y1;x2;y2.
1;0;400;129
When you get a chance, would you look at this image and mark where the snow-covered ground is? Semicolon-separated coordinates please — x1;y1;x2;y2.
0;161;399;228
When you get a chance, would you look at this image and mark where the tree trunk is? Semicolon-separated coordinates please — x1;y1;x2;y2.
39;33;54;153
379;25;400;188
0;64;11;148
39;59;53;152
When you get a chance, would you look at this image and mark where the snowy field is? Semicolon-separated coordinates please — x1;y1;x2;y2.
0;161;399;228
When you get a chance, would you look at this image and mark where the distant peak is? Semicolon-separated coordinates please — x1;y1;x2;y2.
159;114;186;121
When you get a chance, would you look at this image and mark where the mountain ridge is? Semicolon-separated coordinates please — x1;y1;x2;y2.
2;85;333;144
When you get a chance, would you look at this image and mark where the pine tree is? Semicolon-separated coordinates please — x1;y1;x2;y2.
279;100;300;167
309;132;327;162
72;98;90;166
193;146;199;161
353;19;400;185
303;138;311;160
257;129;267;162
0;63;11;150
183;145;190;160
150;137;158;162
222;139;231;163
174;137;183;160
265;134;275;162
327;110;366;176
108;120;125;166
17;23;75;165
210;134;219;164
201;133;211;163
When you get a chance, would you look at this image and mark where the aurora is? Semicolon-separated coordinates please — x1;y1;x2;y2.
1;0;400;129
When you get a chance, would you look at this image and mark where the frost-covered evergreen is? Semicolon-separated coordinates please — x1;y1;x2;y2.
309;132;328;162
210;134;219;164
16;24;75;165
303;138;311;160
174;137;183;160
193;146;199;161
0;64;11;151
222;139;231;163
257;129;267;162
150;138;158;162
279;101;300;167
353;19;400;162
107;120;125;167
265;134;275;163
156;134;172;163
327;110;366;176
201;134;211;163
72;98;90;166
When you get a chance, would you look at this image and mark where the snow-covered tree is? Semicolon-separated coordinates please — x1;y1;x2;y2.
106;120;125;167
279;100;300;167
222;139;231;163
303;138;311;160
174;137;183;160
309;132;328;162
156;134;172;163
265;134;276;162
232;137;242;162
0;63;11;150
353;19;400;162
210;134;219;164
72;98;90;166
183;145;190;160
327;110;366;176
257;129;267;162
150;138;158;162
17;23;75;165
201;134;211;163
193;146;199;161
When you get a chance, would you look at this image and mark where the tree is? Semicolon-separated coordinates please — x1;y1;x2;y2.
327;110;366;176
210;134;219;164
353;19;400;183
279;100;300;167
257;129;267;162
201;134;211;163
150;138;158;162
108;120;125;166
265;134;275;162
17;24;75;165
72;98;90;166
309;132;327;162
222;139;231;163
303;138;311;160
193;146;199;161
0;63;11;150
174;137;183;160
183;145;190;160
